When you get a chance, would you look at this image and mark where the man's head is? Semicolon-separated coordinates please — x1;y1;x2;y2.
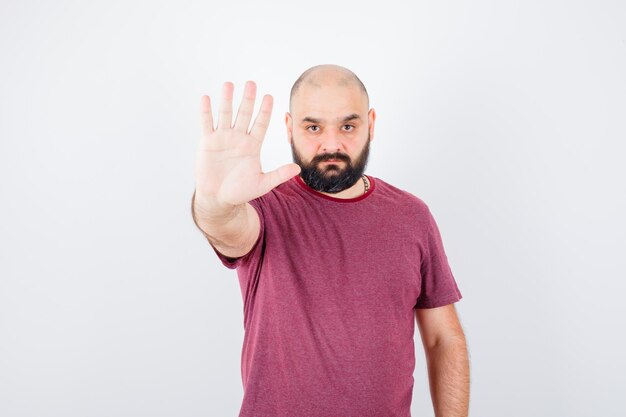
285;64;376;193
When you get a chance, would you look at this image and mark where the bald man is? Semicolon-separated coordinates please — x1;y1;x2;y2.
192;64;470;417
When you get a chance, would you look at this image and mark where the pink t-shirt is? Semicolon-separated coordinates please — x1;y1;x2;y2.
209;174;462;417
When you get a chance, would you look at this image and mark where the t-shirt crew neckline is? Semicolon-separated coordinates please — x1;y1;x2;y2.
294;174;376;203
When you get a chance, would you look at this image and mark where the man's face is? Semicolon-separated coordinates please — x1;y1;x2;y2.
286;82;375;193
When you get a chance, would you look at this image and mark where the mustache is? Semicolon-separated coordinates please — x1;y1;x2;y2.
313;153;350;164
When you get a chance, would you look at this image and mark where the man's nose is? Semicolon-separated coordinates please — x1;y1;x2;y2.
319;128;342;153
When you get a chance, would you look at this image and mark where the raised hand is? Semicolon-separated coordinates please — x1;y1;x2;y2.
194;81;301;208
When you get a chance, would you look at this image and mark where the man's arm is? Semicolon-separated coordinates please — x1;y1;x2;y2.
191;190;260;258
191;81;300;258
415;304;470;417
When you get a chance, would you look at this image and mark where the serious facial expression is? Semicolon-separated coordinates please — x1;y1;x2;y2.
287;81;373;193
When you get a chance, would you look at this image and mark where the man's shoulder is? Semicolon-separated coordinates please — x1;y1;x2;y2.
371;176;436;233
370;175;430;211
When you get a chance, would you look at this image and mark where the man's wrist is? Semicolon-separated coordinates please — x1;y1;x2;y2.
192;190;242;224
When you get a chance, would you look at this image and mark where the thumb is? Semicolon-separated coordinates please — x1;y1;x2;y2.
260;163;301;195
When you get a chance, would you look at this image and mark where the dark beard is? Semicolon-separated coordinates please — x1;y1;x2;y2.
290;133;370;193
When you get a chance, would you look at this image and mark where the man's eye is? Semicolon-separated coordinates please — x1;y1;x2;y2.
307;126;319;132
343;125;354;131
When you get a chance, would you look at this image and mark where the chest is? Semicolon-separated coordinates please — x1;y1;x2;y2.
261;206;424;315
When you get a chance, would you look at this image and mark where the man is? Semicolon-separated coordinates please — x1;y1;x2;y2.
191;64;470;417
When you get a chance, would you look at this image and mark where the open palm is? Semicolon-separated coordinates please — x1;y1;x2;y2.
194;81;300;207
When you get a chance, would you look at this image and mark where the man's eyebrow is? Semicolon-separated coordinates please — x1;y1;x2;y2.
300;114;362;124
341;113;361;123
301;116;322;124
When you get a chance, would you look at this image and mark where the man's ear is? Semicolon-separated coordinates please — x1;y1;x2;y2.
285;112;293;144
368;108;376;142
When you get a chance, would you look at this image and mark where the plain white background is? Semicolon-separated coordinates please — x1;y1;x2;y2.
1;0;625;416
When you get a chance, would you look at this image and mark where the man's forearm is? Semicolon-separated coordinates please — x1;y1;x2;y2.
190;189;247;247
424;336;470;417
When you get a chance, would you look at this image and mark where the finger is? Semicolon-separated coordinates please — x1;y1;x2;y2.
260;163;302;195
249;94;273;139
200;95;214;135
217;81;234;129
233;81;257;132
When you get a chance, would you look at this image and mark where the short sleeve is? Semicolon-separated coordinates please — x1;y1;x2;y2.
414;206;463;309
208;198;265;270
